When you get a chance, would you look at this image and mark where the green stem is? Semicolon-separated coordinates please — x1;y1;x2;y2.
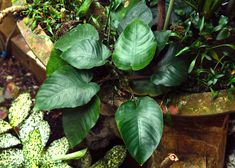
163;0;175;30
53;148;87;161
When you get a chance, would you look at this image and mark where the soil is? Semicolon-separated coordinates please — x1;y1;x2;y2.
0;56;39;107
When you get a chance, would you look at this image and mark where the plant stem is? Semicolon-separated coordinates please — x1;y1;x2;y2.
157;0;166;31
53;148;87;161
163;0;175;30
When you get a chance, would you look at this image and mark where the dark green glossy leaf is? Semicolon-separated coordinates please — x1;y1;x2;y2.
110;0;140;29
35;66;100;111
46;48;68;76
55;24;99;52
115;96;163;165
151;44;188;87
130;79;169;96
60;39;111;69
118;1;153;34
63;96;100;147
113;19;157;71
154;30;171;54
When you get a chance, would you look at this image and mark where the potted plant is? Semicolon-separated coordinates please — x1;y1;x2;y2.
1;0;235;167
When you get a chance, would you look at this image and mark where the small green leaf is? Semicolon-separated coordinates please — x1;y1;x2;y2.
115;97;163;165
55;24;99;52
9;93;32;127
36;66;100;111
0;133;21;148
60;39;111;69
175;46;190;57
113;19;157;71
212;44;235;50
46;48;68;76
63;96;100;147
188;58;197;73
118;1;153;34
0;149;24;168
23;129;43;168
19;111;50;147
0;119;12;134
199;16;205;32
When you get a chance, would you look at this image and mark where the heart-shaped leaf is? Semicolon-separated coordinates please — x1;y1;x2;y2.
115;96;163;165
130;79;169;96
63;96;100;147
110;0;140;29
60;39;111;69
151;44;189;87
35;66;100;111
118;1;153;34
113;19;157;71
46;48;68;76
55;24;99;52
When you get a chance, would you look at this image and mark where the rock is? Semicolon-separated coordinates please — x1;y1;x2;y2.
3;82;19;99
0;107;8;120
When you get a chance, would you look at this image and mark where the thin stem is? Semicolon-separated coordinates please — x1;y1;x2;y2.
163;0;175;31
157;0;166;31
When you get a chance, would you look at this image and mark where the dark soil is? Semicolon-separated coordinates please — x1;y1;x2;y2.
0;56;39;107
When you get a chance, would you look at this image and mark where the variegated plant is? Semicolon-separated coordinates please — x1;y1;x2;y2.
0;93;87;168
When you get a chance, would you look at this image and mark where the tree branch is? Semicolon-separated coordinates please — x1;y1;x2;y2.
0;5;29;23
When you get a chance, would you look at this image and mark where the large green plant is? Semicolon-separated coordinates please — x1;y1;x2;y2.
34;0;234;166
